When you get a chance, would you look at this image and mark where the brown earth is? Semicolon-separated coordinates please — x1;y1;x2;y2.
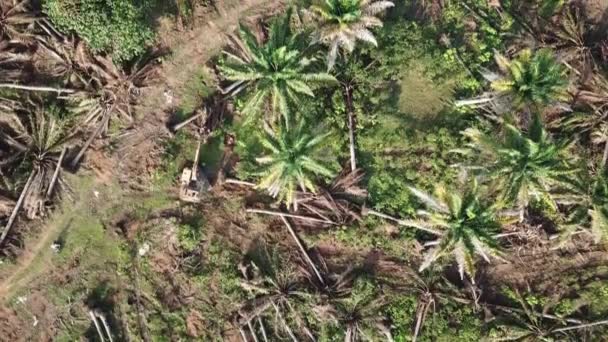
0;307;26;342
482;236;608;295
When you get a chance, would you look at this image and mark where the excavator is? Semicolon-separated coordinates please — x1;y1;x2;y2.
178;111;211;203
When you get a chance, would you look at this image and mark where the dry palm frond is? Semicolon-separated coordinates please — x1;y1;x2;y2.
578;74;608;109
0;106;78;219
296;168;367;225
547;7;592;68
0;166;14;219
0;38;34;82
66;47;165;166
33;35;84;83
0;0;37;39
70;46;165;128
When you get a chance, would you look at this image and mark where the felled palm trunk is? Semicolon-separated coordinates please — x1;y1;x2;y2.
46;147;66;198
171;108;207;132
0;170;35;246
343;84;357;172
71;110;112;168
280;216;325;287
0;83;76;94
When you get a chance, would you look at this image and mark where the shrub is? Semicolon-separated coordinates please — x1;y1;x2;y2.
44;0;155;63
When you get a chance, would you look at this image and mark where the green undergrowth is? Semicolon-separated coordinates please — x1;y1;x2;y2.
44;0;157;63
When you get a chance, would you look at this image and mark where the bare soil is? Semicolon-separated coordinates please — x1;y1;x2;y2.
482;237;608;294
583;0;608;24
0;307;25;342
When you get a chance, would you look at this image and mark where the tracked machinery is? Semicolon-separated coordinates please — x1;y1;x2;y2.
176;109;211;203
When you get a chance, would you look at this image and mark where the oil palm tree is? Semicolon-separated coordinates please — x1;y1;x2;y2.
0;106;78;245
561;108;608;168
219;9;336;126
316;296;393;341
405;179;505;281
459;114;576;212
491;48;569;110
237;245;315;341
306;0;394;70
488;288;589;341
545;7;594;68
559;167;608;244
255;119;335;210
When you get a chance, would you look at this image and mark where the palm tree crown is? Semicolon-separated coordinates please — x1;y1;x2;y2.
0;108;77;218
315;280;392;341
460;114;576;210
562;168;608;244
1;109;74;173
307;0;394;69
255;119;335;210
220;9;336;125
491;49;569;109
406;180;504;281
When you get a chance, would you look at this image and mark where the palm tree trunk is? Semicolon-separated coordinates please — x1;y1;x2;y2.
247;321;259;342
344;84;357;172
257;318;269;342
280;216;325;287
551;319;608;333
272;303;298;342
89;311;106;342
46;148;66;198
362;208;443;236
71;111;112;168
0;83;76;94
0;170;35;246
225;178;257;187
239;326;249;342
171;109;207;132
454;97;493;107
191;139;202;182
247;208;335;225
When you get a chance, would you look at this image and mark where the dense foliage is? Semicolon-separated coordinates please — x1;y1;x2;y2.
44;0;155;63
219;9;337;125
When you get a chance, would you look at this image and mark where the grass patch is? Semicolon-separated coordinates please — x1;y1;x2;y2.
398;60;456;119
176;67;217;117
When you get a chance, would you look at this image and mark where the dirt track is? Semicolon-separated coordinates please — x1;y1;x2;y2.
142;0;286;112
0;177;101;299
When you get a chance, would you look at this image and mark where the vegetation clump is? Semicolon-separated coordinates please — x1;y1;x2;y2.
44;0;155;63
